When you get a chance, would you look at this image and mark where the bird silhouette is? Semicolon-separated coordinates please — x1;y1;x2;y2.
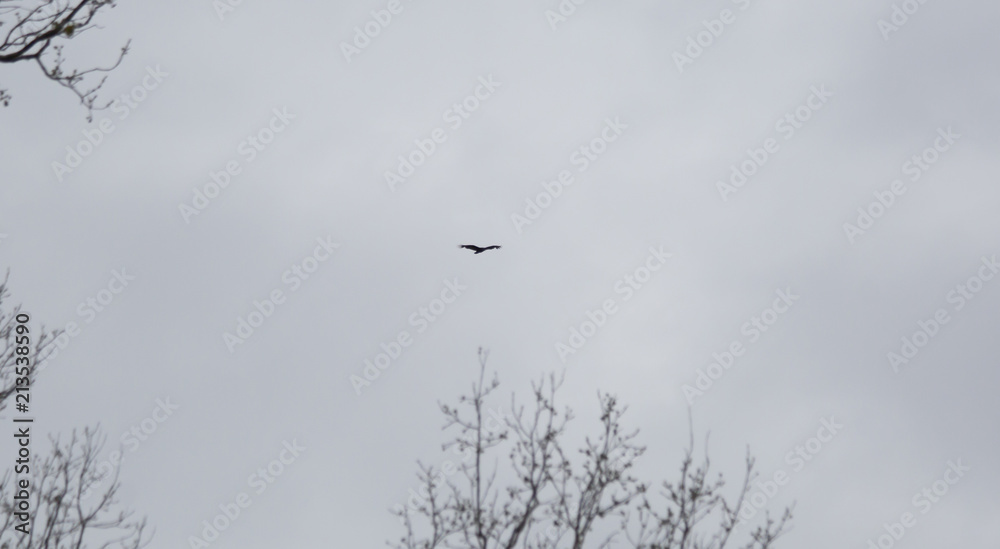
458;244;501;254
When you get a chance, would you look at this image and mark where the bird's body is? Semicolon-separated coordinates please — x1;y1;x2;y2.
458;244;501;254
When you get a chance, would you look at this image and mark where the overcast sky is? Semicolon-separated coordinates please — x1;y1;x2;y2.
2;0;999;547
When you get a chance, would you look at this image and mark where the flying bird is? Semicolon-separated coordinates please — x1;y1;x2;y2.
458;244;501;254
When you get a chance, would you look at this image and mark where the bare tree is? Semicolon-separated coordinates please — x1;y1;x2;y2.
391;348;792;549
0;272;151;549
625;430;792;549
0;0;130;120
0;429;150;549
0;270;58;413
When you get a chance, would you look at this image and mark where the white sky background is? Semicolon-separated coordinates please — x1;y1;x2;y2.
1;0;999;547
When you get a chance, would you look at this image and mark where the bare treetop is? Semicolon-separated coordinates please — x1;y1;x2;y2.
0;0;130;119
391;348;792;549
0;274;151;549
